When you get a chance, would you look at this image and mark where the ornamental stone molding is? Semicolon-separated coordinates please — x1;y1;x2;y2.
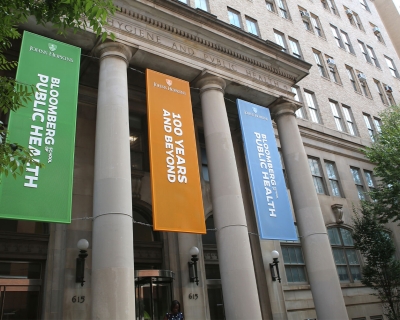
331;204;344;224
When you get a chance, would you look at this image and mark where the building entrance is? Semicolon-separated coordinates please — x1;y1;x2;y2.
135;270;174;320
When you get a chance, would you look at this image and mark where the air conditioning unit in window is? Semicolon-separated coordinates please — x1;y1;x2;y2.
373;27;381;35
384;85;393;93
300;11;311;18
357;73;367;82
346;9;353;17
327;58;336;66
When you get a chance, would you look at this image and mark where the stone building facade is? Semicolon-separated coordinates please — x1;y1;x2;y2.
0;0;399;319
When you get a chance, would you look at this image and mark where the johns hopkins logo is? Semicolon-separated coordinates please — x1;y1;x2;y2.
166;79;172;87
48;43;57;52
252;107;258;113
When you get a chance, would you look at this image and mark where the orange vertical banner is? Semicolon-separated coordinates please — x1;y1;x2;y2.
146;69;206;234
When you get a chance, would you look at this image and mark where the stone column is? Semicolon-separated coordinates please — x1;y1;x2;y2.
269;97;348;320
195;75;262;320
92;42;135;320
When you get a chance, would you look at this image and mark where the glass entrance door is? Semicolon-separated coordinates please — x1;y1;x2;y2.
207;280;225;320
135;270;174;320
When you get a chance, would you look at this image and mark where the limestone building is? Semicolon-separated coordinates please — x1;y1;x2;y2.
0;0;399;319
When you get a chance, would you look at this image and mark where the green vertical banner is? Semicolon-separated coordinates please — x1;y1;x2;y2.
0;31;81;223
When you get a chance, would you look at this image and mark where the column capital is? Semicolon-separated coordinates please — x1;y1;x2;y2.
194;74;226;94
95;41;136;67
268;96;302;120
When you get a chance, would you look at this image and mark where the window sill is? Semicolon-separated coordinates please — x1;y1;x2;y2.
280;16;293;23
339;281;364;288
283;284;311;290
333;81;343;87
266;10;279;17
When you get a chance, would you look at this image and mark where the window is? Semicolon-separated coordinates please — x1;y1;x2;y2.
344;7;356;27
351;167;366;199
359;77;371;97
341;31;355;54
291;87;306;119
303;18;312;32
326;56;341;84
346;9;364;31
299;8;312;31
304;91;320;123
330;101;344;131
311;14;324;37
325;161;342;197
364;170;375;191
308;157;326;194
346;66;359;92
265;0;275;12
313;50;327;78
342;106;357;136
385;56;400;78
370;23;384;44
360;0;370;12
281;246;307;282
363;114;375;141
354;13;364;31
358;41;371;63
201;147;209;181
383;83;396;105
278;149;289;188
368;46;380;67
245;17;259;36
228;8;242;28
195;0;208;11
373;79;387;104
328;0;338;14
274;30;287;52
199;133;209;182
281;225;307;283
322;0;338;14
130;114;148;171
328;227;362;282
278;0;290;19
331;25;344;48
289;38;302;59
373;117;382;134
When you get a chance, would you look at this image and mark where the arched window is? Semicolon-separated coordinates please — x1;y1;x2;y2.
133;209;155;242
327;226;361;282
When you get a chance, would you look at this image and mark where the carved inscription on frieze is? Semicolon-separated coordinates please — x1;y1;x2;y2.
107;18;292;93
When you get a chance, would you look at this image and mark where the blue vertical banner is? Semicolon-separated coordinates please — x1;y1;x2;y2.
237;99;297;240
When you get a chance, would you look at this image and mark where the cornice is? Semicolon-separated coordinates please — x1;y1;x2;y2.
298;126;371;163
115;4;311;82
